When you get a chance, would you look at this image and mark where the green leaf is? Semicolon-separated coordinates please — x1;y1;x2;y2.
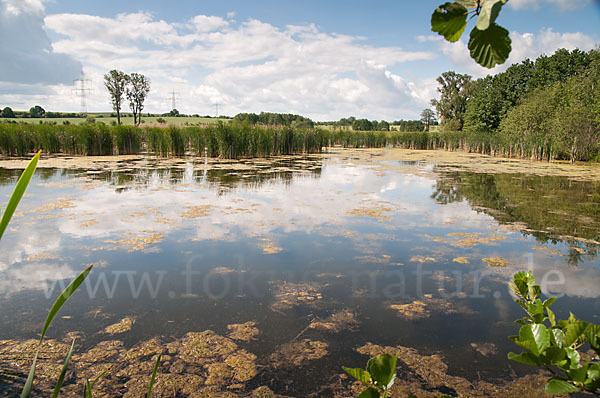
147;353;162;397
563;320;589;347
366;354;397;390
40;265;93;343
342;367;372;385
19;350;38;398
468;24;512;68
543;297;557;309
516;324;550;356
508;352;539;366
585;324;600;354
568;365;588;383
52;339;76;398
541;347;566;365
476;0;507;31
431;2;468;42
545;378;579;394
456;0;477;7
0;150;40;241
551;329;566;348
547;307;556;327
564;347;581;370
358;387;381;398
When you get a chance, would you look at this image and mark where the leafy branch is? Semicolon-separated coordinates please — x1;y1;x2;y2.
431;0;512;68
508;271;600;395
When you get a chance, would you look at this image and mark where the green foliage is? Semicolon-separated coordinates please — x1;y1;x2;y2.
430;71;472;130
104;70;128;125
233;112;314;128
508;271;600;395
52;339;75;398
147;353;162;397
431;0;511;68
0;150;40;240
29;105;45;118
1;106;15;118
343;354;398;397
126;72;151;126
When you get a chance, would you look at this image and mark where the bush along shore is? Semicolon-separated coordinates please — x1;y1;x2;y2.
1;122;597;162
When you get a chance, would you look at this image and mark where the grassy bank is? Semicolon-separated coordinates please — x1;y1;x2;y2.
0;115;231;126
1;123;594;161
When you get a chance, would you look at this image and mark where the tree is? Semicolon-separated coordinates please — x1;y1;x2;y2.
431;0;511;68
168;109;180;117
104;70;128;125
1;106;14;118
420;109;436;131
352;119;373;131
29;105;45;118
378;120;390;131
126;73;150;127
430;71;472;130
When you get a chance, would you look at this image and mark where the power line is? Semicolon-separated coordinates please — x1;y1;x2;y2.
168;89;180;110
72;71;92;114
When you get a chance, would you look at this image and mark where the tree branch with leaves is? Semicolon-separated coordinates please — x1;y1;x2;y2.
431;0;512;68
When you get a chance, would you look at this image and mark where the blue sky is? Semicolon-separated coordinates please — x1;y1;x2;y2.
1;0;599;120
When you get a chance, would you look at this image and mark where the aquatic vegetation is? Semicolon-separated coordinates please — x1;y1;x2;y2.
308;310;358;333
452;257;470;264
104;232;165;251
470;342;497;357
409;255;437;263
258;238;283;254
102;317;134;334
270;339;328;368
181;205;214;218
227;322;260;342
388;297;470;320
482;257;511;267
270;281;325;311
346;206;393;222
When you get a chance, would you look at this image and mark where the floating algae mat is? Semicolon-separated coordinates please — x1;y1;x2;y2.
1;149;600;396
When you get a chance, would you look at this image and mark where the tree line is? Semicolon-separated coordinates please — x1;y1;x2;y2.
430;48;600;162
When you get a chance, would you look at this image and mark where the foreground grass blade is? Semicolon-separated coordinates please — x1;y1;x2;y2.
21;265;93;398
40;265;93;342
52;339;76;398
0;150;41;241
19;351;38;398
147;353;162;397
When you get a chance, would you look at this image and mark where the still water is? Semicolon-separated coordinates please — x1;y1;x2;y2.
1;148;599;397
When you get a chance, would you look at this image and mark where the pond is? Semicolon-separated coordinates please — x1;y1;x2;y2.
1;148;600;397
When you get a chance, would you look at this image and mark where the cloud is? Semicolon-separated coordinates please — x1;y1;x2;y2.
508;0;590;10
427;28;598;78
0;0;81;85
34;12;436;120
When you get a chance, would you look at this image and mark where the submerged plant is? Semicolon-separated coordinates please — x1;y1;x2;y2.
508;271;600;395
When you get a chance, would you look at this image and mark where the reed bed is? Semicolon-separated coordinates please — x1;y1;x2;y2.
0;122;579;161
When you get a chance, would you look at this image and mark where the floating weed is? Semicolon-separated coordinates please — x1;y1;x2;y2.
309;310;359;333
181;205;214;218
259;238;283;254
482;257;511;267
452;257;470;264
388;297;471;320
79;219;98;228
23;253;58;262
346;206;393;222
30;198;77;213
227;322;260;342
270;339;328;368
470;342;498;357
104;232;165;251
102;317;134;334
270;281;325;311
409;255;437;263
533;245;564;256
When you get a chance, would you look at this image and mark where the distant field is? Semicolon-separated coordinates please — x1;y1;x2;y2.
0;115;231;126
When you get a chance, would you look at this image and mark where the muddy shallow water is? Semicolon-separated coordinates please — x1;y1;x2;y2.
1;148;599;397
